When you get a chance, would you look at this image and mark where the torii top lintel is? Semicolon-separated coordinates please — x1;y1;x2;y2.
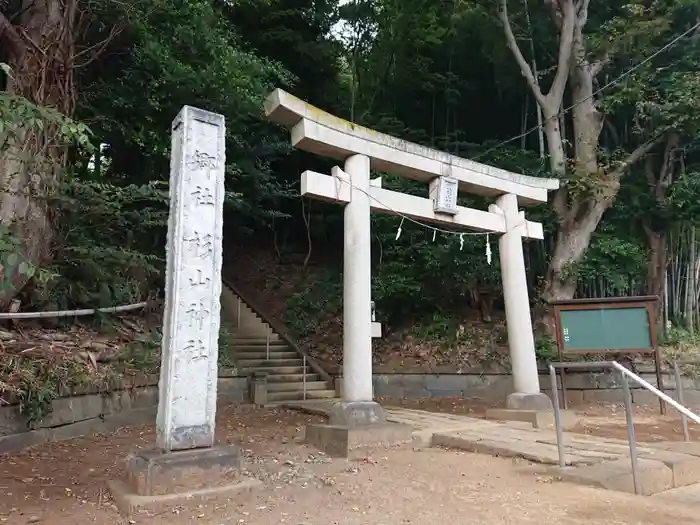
264;89;559;206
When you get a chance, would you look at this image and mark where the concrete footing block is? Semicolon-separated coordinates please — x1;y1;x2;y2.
108;445;261;517
652;483;700;504
555;458;673;495
506;392;552;411
304;423;414;459
329;400;387;427
639;449;700;488
485;408;581;429
655;441;700;458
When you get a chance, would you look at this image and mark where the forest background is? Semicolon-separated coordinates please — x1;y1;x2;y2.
2;0;700;405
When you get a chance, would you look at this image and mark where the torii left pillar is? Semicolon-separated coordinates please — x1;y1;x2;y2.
331;154;386;424
305;154;412;457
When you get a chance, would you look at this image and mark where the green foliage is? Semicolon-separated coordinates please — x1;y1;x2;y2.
24;175;168;310
121;329;162;372
661;325;700;348
5;0;700;378
218;327;237;369
0;92;93;151
575;232;648;295
408;313;456;342
0;353;118;424
0;92;96;300
669;171;700;223
285;270;342;338
534;336;558;362
79;0;296;234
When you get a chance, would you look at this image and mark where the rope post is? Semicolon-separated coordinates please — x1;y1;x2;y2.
621;372;641;495
674;361;690;441
550;364;566;468
303;355;307;401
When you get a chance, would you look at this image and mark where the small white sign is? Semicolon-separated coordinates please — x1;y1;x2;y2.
429;176;459;215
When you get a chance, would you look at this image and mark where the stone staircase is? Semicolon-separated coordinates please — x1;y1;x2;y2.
220;278;337;404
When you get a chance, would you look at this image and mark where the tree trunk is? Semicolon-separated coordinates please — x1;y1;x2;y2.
646;230;668;300
0;0;77;308
540;20;660;308
540;17;608;305
643;134;680;326
569;26;602;178
542;198;608;302
645;226;668;325
542;107;566;177
687;228;696;333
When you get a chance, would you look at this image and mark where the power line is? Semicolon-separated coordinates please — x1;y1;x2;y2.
474;20;700;162
329;171;543;271
367;20;700;244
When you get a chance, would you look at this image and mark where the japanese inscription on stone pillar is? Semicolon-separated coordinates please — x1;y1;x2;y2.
156;106;226;452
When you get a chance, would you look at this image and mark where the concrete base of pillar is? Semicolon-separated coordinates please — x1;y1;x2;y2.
329;400;387;427
506;392;553;411
108;445;261;517
304;400;412;459
304;422;414;459
485;408;581;429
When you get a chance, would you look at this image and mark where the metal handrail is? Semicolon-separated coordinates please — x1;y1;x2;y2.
549;360;700;495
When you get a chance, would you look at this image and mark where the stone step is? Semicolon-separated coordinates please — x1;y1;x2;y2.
234;351;298;360
237;358;303;368
279;400;336;416
267;389;338;402
232;344;289;351
241;366;308;375
267;373;321;383
267;381;329;392
229;336;282;344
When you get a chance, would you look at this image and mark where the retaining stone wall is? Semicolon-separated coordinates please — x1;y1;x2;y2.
367;365;700;407
4;364;700;455
0;369;247;455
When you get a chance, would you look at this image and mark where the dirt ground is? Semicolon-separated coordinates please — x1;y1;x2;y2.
2;400;700;525
0;405;329;523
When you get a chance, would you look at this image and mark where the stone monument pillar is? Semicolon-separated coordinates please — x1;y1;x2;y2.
156;106;225;451
109;107;259;516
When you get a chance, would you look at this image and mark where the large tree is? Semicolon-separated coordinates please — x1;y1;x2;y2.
497;0;669;308
0;1;79;307
0;0;128;308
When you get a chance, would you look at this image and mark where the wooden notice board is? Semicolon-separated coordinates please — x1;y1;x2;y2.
550;296;664;412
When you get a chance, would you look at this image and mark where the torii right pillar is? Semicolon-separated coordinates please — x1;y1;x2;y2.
492;193;552;411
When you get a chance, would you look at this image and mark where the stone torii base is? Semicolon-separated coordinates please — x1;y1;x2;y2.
305;401;414;459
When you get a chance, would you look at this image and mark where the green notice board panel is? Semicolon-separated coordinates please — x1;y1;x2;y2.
559;306;653;351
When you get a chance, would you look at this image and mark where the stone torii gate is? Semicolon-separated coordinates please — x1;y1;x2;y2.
265;89;559;452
